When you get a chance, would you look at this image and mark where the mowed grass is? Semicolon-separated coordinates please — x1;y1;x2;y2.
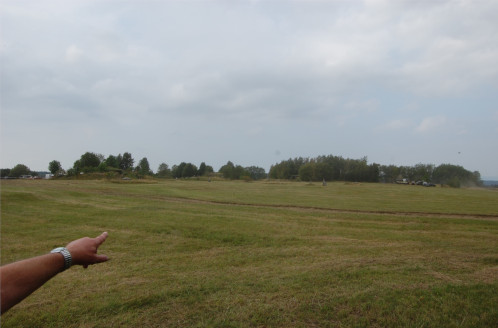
1;179;497;327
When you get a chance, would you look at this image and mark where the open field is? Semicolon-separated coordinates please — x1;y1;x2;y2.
1;179;497;327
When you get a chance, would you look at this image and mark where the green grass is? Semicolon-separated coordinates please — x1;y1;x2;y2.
1;179;497;327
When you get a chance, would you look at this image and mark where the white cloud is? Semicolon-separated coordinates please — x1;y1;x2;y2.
65;45;83;63
416;116;447;133
392;1;498;96
343;99;379;113
380;119;412;131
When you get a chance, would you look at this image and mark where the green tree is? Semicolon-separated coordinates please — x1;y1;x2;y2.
105;155;119;168
432;164;481;187
73;160;82;173
205;165;214;175
48;160;62;175
271;155;381;182
98;162;108;172
219;161;251;180
198;162;207;176
219;161;235;179
136;157;152;176
314;162;333;181
472;171;482;186
1;168;11;178
10;164;31;177
156;163;171;178
412;163;434;182
245;166;267;180
379;165;400;183
120;152;134;170
172;162;186;178
116;154;123;168
182;163;198;177
299;163;314;181
269;157;307;179
77;152;101;172
234;165;249;180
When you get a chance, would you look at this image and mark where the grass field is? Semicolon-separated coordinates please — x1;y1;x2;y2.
1;179;497;327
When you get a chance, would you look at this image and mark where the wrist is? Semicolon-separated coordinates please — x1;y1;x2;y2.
50;247;72;271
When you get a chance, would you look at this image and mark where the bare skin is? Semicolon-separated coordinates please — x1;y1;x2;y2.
0;232;109;314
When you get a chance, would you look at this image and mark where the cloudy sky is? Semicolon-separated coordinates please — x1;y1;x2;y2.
1;0;497;179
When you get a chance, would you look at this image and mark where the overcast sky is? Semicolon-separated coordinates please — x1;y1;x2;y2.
1;0;497;179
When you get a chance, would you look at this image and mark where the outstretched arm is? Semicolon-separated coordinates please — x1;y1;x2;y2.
0;232;109;314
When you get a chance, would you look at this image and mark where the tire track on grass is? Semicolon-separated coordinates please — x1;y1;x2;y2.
141;194;498;220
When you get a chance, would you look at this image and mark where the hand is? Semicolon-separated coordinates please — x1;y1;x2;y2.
66;232;110;268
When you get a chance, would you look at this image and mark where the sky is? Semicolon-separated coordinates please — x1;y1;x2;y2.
1;0;497;179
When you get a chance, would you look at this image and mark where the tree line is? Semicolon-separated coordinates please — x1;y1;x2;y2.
268;155;482;187
1;152;483;187
0;152;266;181
60;152;220;179
269;156;380;182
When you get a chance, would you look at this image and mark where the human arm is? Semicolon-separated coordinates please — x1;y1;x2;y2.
0;232;109;314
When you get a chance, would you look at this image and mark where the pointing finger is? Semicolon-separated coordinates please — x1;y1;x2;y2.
94;232;108;245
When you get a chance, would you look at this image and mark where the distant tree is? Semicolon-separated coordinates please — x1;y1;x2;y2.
314;162;334;181
195;162;214;176
77;152;101;172
219;161;235;179
368;163;380;183
245;166;267;180
219;161;251;180
10;164;31;177
170;162;198;178
105;155;119;168
432;164;481;187
234;165;249;180
182;163;198;177
120;152;134;170
412;163;434;182
73;160;82;173
320;155;343;180
98;161;108;172
379;165;400;183
269;158;307;179
172;163;180;177
298;163;314;181
205;165;214;175
116;154;123;168
472;171;482;186
48;160;62;175
136;157;152;176
157;163;171;178
172;162;186;178
1;168;11;178
270;155;380;182
198;162;207;176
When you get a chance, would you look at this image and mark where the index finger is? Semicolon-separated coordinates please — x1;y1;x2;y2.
94;231;108;245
